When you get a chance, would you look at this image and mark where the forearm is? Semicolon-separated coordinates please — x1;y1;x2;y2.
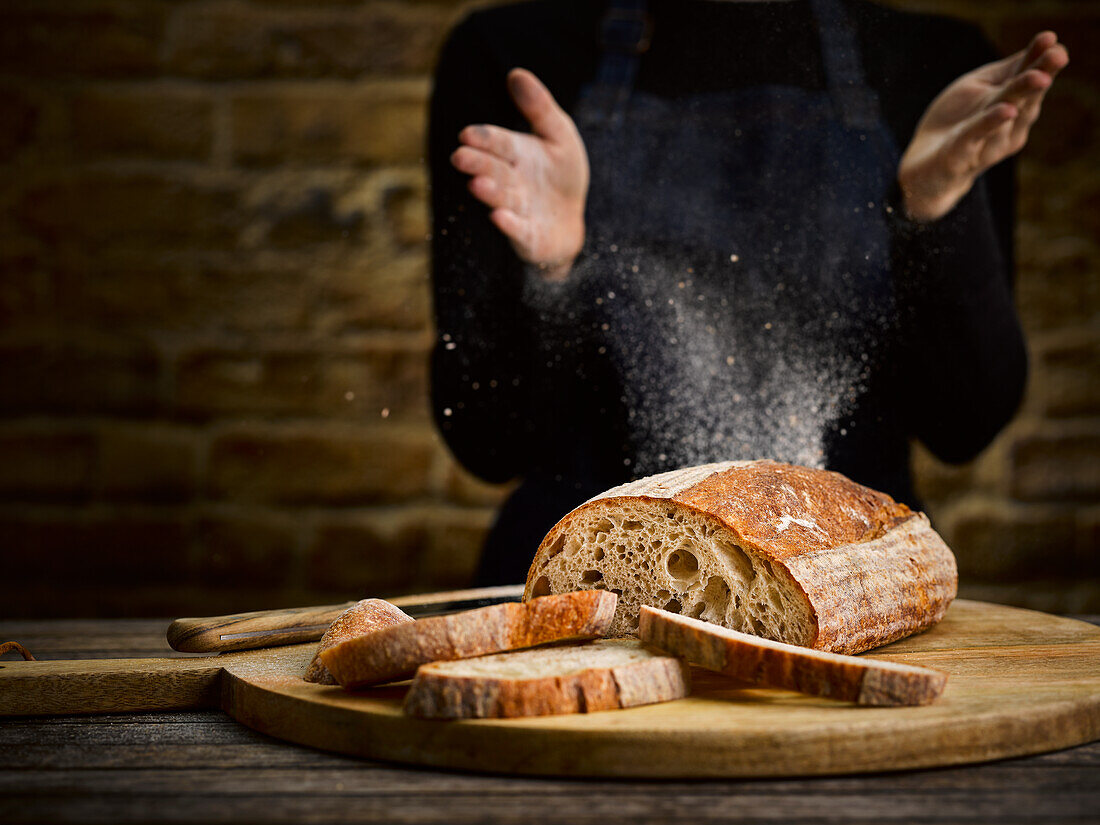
890;174;1027;463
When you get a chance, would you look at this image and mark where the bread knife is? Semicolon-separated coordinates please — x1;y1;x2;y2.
166;584;524;653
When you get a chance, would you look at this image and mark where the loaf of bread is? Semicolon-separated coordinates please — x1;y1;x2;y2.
321;590;618;689
403;639;690;719
524;460;957;654
303;599;414;684
640;606;946;705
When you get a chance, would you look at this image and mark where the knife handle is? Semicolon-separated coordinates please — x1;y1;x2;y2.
166;585;526;653
167;602;357;653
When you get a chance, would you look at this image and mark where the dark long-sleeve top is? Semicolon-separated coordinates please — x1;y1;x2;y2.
428;0;1027;509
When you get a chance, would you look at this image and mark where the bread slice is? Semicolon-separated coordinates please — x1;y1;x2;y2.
524;460;957;654
640;606;946;706
303;599;414;684
321;590;617;689
403;639;690;719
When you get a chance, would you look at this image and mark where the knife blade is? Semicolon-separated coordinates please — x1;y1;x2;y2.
166;584;525;653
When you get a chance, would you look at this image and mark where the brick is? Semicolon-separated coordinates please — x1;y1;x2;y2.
0;85;40;162
0;335;161;417
910;440;975;506
1033;330;1100;418
231;82;428;166
193;511;300;587
17;173;245;249
70;86;214;160
0;1;165;78
421;507;494;589
306;509;427;593
937;498;1079;580
315;251;430;332
1015;229;1100;332
1021;80;1097;167
0;507;191;586
48;250;311;335
1079;507;1100;568
0;269;50;329
99;424;200;502
383;182;429;248
1018;158;1099;238
48;247;429;338
165;1;452;78
1011;425;1100;502
0;427;97;501
263;186;367;248
207;424;436;505
174;340;429;420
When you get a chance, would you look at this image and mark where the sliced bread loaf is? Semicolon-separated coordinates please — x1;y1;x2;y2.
321;590;618;689
303;599;414;684
524;460;957;653
640;606;946;706
403;639;690;719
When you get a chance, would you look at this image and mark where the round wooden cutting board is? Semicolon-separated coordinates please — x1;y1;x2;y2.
218;599;1100;777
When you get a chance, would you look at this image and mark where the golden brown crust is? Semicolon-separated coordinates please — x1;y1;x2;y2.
669;461;914;561
303;599;414;684
523;460;957;654
402;641;690;719
782;514;957;653
639;606;947;706
320;591;618;690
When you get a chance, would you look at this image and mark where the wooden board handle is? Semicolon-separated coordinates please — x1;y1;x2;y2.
0;656;225;717
167;585;526;654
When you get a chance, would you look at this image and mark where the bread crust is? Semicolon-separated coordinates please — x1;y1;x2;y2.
639;606;947;706
321;590;618;689
303;599;414;684
524;460;958;653
403;640;690;719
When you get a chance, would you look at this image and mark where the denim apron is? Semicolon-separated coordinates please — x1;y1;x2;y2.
478;0;901;584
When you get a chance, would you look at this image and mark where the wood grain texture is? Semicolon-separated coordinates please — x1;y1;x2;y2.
220;599;1100;777
1;615;1099;824
3;598;1099;780
167;601;357;653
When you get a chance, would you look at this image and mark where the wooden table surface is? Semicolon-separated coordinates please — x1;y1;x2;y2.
2;618;1099;825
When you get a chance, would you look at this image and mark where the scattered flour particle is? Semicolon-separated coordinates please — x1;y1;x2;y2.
345;391;355;401
380;407;390;418
443;407;452;417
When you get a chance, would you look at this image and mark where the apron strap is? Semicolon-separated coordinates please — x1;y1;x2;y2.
809;0;884;130
589;0;652;125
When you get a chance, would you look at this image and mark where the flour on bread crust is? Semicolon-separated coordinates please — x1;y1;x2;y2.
523;460;957;654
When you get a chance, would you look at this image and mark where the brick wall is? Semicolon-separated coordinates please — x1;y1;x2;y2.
0;0;1096;618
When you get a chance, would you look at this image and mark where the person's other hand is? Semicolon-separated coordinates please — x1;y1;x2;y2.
451;68;589;281
898;31;1069;223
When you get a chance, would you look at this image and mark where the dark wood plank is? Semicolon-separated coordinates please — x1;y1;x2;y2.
1;618;1098;825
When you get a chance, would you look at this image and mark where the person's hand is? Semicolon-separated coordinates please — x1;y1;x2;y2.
451;68;589;281
898;31;1069;223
